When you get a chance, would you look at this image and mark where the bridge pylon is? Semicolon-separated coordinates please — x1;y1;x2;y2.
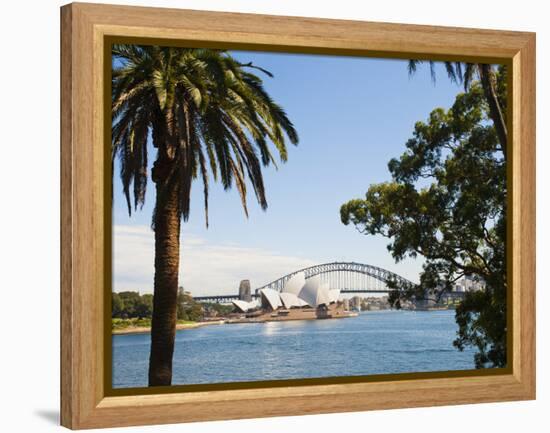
238;280;252;302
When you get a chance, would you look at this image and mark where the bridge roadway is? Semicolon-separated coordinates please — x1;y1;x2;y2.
192;289;466;304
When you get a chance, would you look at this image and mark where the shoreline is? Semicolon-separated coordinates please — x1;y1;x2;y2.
112;309;454;335
112;320;225;335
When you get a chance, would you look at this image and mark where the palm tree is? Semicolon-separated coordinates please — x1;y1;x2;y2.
112;45;298;386
408;61;507;157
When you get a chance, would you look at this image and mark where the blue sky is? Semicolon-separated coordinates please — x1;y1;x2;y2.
113;51;464;296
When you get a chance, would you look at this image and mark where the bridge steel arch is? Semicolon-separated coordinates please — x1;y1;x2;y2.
255;261;415;294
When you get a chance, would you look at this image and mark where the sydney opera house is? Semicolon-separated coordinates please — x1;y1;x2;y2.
231;272;355;322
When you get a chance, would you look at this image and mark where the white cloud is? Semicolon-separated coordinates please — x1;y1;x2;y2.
113;225;317;295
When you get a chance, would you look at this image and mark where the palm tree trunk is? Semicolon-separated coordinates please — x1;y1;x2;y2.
478;64;508;158
148;176;181;386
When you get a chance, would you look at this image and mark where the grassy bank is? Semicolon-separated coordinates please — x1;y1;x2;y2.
112;318;224;335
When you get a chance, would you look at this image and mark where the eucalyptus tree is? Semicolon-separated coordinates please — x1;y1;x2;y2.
341;72;507;368
408;61;507;156
112;45;298;385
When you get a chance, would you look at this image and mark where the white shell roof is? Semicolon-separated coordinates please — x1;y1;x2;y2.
297;298;309;307
282;272;306;295
298;276;331;307
279;292;302;309
232;300;255;313
260;288;282;310
328;288;341;303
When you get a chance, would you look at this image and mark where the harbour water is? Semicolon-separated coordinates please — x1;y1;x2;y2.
112;309;477;388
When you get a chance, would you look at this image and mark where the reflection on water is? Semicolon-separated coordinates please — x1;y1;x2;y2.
261;321;281;336
112;310;477;388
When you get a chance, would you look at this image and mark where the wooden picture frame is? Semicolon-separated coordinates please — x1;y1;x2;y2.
60;2;536;429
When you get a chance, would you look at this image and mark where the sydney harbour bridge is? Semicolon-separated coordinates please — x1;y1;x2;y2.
192;261;465;304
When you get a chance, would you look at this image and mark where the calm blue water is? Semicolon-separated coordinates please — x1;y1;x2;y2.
112;310;477;388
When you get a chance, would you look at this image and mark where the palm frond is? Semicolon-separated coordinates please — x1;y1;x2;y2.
112;45;299;227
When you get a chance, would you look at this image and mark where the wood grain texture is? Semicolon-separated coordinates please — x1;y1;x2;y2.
60;5;73;428
60;2;536;429
512;34;536;395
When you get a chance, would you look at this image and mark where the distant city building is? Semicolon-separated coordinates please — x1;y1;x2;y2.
361;296;392;311
342;298;350;311
454;275;485;293
349;296;362;311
